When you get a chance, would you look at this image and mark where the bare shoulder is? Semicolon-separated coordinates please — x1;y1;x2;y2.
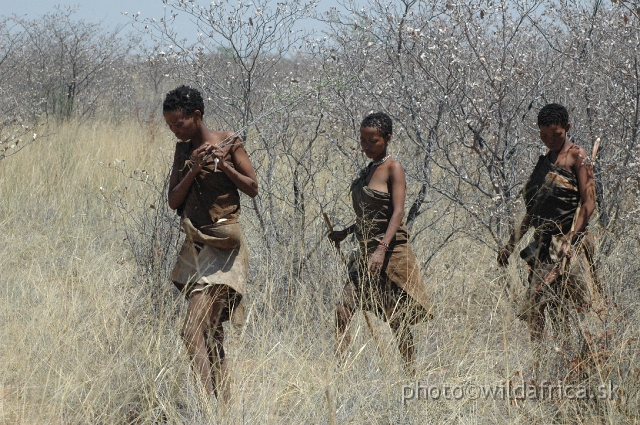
569;143;590;168
388;158;405;173
222;131;243;150
222;130;237;140
208;130;232;144
386;158;406;181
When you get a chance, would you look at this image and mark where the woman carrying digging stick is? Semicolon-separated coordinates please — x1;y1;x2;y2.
163;85;258;402
498;104;601;356
328;112;432;374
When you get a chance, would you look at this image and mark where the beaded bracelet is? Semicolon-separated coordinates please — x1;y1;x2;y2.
379;241;390;251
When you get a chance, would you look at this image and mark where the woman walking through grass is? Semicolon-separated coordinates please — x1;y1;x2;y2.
163;85;258;402
329;112;432;374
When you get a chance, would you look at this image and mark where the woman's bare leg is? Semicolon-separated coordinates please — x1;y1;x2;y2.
390;319;415;376
208;297;230;403
336;303;353;357
336;280;358;358
182;291;215;395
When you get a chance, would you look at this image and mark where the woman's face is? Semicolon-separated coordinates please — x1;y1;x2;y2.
163;109;200;141
539;123;570;153
360;126;390;160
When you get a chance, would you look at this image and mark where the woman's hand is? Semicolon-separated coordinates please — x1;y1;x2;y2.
190;143;216;172
497;244;513;267
560;239;573;260
211;145;227;170
368;245;386;273
328;229;349;243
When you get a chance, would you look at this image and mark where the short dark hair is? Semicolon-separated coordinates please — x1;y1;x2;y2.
361;112;392;138
163;85;205;116
537;103;569;128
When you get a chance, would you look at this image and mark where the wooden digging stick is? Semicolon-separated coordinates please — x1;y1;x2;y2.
543;138;600;285
323;213;348;266
322;213;380;354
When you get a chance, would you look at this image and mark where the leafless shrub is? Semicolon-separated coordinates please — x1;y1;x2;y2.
5;7;138;121
316;0;640;257
101;158;182;294
0;17;40;161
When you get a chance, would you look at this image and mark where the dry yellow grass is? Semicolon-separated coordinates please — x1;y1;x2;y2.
1;117;639;424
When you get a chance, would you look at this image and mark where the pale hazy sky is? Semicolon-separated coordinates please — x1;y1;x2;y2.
3;1;345;38
5;0;166;24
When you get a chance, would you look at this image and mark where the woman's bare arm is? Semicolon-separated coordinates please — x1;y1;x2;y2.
168;145;204;210
213;134;258;198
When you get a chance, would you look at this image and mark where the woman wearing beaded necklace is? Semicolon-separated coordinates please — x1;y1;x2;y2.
329;112;432;373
